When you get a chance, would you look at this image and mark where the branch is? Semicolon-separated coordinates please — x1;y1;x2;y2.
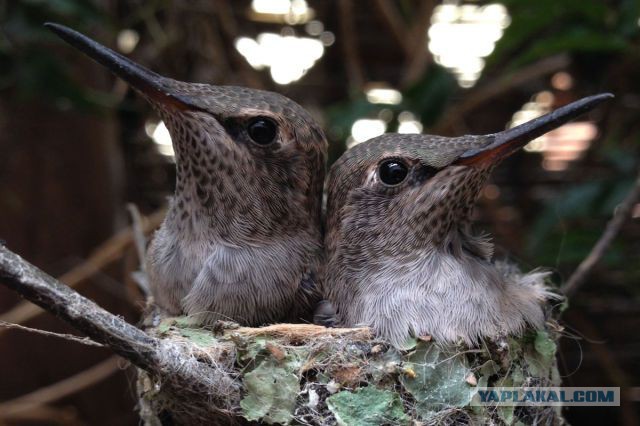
0;246;158;367
562;167;640;297
0;245;242;418
126;204;148;273
0;404;79;424
0;208;164;332
0;356;120;418
126;204;151;295
0;320;103;347
400;0;436;88
338;0;365;92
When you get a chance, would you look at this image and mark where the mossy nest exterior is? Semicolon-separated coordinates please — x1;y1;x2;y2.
136;317;564;426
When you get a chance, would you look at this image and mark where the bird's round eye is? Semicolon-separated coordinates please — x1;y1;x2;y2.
247;117;278;145
378;160;409;185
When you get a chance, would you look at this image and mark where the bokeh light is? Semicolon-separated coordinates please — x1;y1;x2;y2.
428;3;510;88
117;29;139;54
250;0;314;24
511;89;598;171
348;119;387;147
235;33;326;85
397;111;423;134
146;121;174;158
365;87;402;105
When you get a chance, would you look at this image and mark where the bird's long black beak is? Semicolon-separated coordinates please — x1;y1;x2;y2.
457;93;613;166
44;22;200;111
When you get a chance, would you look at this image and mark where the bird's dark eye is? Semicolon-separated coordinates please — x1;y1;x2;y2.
378;159;409;185
247;117;278;145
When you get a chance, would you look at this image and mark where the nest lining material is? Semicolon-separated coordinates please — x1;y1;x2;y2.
136;317;564;426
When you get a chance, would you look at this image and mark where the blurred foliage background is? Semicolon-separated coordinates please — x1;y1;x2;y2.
0;0;639;424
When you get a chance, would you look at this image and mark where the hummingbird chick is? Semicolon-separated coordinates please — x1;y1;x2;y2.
47;24;327;326
323;94;612;347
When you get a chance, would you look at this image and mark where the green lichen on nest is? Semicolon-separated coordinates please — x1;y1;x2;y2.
137;317;565;426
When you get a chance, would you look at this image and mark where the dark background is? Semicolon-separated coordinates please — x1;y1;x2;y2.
0;0;638;424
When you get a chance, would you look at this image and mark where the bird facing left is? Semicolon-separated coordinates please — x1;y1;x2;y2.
46;23;327;326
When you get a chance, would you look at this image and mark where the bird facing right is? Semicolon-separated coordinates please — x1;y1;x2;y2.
322;94;612;348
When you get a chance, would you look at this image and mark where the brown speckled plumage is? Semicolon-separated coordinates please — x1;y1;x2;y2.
47;24;327;326
322;95;612;347
147;94;327;325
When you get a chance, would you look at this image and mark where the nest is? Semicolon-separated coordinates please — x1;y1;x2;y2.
136;315;565;426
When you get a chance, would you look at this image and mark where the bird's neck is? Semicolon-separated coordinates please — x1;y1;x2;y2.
165;182;321;249
328;232;549;347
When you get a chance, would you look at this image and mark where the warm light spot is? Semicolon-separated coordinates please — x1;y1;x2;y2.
512;94;598;171
397;111;423;134
366;87;403;105
524;139;545;153
543;149;584;162
319;31;335;46
144;121;157;138
252;0;291;14
250;0;314;24
428;3;510;88
346;110;423;148
483;184;500;200
377;108;394;122
117;29;139;54
542;159;569;171
305;20;323;36
535;91;555;108
632;203;640;219
235;33;325;84
398;121;423;134
398;111;415;122
350;119;386;144
147;121;174;157
551;72;573;91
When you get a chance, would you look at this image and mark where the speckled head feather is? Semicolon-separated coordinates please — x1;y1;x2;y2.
324;94;612;347
325;133;493;252
47;23;327;325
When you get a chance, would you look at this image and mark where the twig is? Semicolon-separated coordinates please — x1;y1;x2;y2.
126;204;151;295
400;0;436;88
0;245;240;417
433;54;570;134
0;356;121;418
0;404;79;424
373;0;412;57
0;320;103;347
562;167;640;297
0;208;164;332
0;246;158;367
126;204;148;272
567;311;639;426
233;323;371;340
338;0;365;92
214;0;266;89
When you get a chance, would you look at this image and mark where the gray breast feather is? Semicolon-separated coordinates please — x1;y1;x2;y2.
336;250;557;347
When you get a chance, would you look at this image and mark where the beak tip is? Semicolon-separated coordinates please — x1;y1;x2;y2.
591;92;615;103
457;92;613;166
45;22;199;112
43;22;66;36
